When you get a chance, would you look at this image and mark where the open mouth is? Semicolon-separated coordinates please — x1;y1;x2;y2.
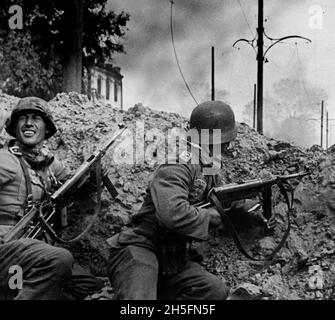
22;130;36;137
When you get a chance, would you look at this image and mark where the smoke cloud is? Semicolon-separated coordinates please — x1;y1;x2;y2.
108;0;335;147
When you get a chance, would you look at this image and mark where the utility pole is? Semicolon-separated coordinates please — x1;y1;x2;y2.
330;125;335;149
233;0;311;134
256;0;264;134
326;111;328;150
253;84;257;129
325;110;335;150
321;101;324;148
211;46;215;101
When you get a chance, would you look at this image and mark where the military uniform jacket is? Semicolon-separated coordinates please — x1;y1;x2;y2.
0;148;67;236
108;156;221;253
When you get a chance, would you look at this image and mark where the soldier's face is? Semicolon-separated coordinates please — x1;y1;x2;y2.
15;112;47;147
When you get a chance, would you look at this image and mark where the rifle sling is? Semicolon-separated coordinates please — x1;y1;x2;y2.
270;179;293;260
17;157;33;215
210;192;261;261
209;178;292;262
37;161;102;244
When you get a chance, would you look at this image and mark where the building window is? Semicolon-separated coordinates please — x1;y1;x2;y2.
114;83;118;102
97;77;102;95
106;79;110;100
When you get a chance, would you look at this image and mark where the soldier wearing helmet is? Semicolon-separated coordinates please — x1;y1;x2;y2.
0;97;102;300
107;100;238;300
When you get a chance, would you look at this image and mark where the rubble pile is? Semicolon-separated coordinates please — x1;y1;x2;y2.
1;92;335;300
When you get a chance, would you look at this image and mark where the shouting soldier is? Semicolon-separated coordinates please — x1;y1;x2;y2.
0;97;101;300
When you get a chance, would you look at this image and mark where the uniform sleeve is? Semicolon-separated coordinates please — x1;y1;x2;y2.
0;151;18;185
50;157;69;184
150;164;211;241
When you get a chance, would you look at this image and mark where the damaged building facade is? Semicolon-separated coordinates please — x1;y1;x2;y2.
89;63;123;110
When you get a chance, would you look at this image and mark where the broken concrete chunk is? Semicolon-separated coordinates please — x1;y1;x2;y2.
227;283;263;300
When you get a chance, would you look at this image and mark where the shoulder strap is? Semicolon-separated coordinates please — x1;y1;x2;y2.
209;178;293;263
17;157;34;215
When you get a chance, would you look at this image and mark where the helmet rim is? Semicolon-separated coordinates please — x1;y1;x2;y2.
189;100;237;145
5;97;57;139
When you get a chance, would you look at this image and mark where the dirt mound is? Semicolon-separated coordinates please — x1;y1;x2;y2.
1;92;335;300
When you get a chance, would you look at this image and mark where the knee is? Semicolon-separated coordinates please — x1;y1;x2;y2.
206;275;229;300
109;245;158;272
48;247;74;278
108;245;159;288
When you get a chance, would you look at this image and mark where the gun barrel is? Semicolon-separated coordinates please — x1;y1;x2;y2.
279;172;310;180
212;171;309;196
213;179;268;194
51;127;126;202
94;126;127;158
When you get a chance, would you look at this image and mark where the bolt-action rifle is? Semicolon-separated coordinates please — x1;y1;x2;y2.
196;171;310;261
2;126;127;244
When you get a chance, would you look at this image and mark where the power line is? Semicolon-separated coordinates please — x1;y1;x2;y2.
237;49;254;99
235;0;254;38
228;51;237;96
295;44;315;108
233;0;311;134
169;1;198;106
267;44;296;69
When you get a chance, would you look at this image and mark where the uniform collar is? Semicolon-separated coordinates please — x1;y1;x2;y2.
8;139;54;169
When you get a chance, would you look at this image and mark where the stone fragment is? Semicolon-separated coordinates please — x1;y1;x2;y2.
227;283;263;300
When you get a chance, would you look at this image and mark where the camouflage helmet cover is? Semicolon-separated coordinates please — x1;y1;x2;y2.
5;97;57;139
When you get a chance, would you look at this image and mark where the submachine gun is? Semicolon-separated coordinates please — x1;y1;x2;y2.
196;171;310;262
2;125;127;244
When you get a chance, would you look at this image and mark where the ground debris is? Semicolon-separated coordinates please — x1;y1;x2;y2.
1;92;335;300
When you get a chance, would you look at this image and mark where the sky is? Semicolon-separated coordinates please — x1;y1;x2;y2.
107;0;335;145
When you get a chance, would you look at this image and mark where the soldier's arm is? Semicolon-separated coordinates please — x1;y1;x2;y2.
0;151;18;185
49;156;69;185
50;156;102;202
150;164;211;241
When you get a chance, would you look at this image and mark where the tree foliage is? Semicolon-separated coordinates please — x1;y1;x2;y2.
0;0;129;99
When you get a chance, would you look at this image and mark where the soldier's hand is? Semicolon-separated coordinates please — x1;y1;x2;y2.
266;214;276;230
208;207;221;228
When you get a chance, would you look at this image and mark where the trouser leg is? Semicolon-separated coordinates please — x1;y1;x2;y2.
63;263;104;300
158;261;229;300
0;238;73;300
108;245;159;300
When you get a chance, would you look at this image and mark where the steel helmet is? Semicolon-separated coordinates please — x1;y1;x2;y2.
189;100;237;145
5;97;57;139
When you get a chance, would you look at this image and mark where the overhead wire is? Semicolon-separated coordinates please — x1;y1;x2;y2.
235;0;255;38
312;30;319;89
267;43;296;69
237;49;254;99
294;44;315;109
228;51;237;97
169;0;198;106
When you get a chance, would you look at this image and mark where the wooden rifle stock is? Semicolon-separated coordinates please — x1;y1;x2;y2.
2;206;38;243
